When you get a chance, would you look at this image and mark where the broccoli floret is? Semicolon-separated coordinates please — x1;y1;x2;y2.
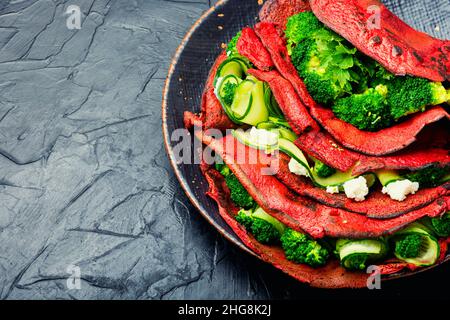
387;77;448;120
281;228;329;267
227;31;242;55
302;70;347;106
332;84;393;131
313;159;336;178
430;212;450;237
403;166;449;188
225;174;254;209
214;162;230;176
285;12;323;50
235;209;255;230
286;11;450;122
395;234;424;259
251;218;282;244
215;162;254;208
289;25;361;105
235;208;283;244
221;81;237;106
362;59;395;88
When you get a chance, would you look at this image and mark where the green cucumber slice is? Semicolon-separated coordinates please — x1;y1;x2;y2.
228;55;251;72
252;207;286;235
278;138;375;188
278;138;310;169
394;222;432;236
391;222;440;267
230;80;255;120
237;80;269;126
376;169;402;186
256;123;297;142
256;122;278;130
263;83;283;117
276;127;297;142
215;75;243;124
397;235;439;267
268;117;291;129
217;60;243;79
232;130;375;189
336;239;388;270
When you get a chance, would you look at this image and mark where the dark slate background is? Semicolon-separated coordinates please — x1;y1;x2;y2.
0;0;448;300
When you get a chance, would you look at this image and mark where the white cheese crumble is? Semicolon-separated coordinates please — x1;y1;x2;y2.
288;158;309;177
326;186;340;194
382;179;419;202
343;176;369;202
248;127;279;147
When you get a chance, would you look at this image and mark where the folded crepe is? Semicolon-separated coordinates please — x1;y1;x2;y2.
183;0;450;288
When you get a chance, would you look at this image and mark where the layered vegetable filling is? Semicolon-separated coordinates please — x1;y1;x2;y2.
215;160;449;270
214;43;449;203
208;12;450;272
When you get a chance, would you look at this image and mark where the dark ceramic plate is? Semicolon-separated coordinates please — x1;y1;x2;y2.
162;0;449;284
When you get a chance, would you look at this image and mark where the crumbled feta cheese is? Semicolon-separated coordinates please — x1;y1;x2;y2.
382;179;419;202
288;158;309;177
326;186;340;194
343;176;369;202
248;127;279;147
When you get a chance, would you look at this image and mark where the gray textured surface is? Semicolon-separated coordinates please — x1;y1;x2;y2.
0;0;448;300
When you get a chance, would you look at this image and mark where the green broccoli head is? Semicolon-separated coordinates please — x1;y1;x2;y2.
221;81;237;106
341;254;370;271
225;174;254;209
281;228;329;267
394;234;424;259
387;76;447;120
332;85;393;131
336;238;388;270
215;162;254;209
227;31;242;55
403;166;449;188
289;27;362;105
430;212;450;237
285;12;323;49
235;208;283;244
313;159;336;178
251;218;282;244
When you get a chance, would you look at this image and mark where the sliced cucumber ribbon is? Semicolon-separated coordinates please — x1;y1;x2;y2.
214;55;286;127
336;238;388;270
215;72;269;126
232;128;374;189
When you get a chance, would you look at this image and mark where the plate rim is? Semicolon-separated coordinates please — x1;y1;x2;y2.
161;0;449;286
161;0;257;257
